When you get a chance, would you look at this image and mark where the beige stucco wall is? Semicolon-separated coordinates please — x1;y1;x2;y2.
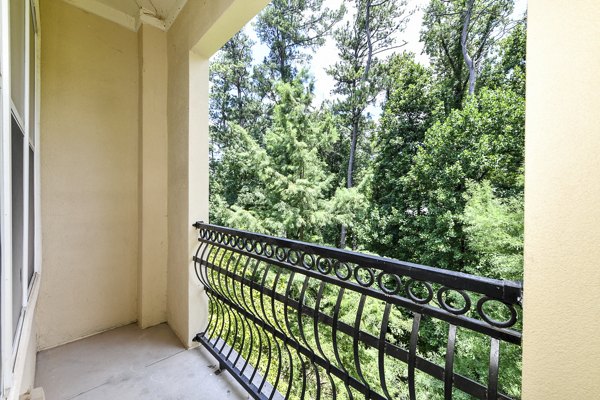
165;0;270;347
37;0;139;349
34;0;268;351
523;0;600;398
137;24;168;329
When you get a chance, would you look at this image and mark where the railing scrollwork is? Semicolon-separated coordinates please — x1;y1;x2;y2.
193;222;523;400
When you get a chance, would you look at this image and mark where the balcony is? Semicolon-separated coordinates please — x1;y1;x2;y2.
34;222;521;400
190;223;522;400
1;0;599;400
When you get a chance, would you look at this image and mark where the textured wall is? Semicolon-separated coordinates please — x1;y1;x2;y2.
165;0;269;347
38;0;139;349
523;0;600;398
138;24;168;329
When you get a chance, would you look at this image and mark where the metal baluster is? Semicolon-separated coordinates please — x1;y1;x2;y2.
444;324;457;400
488;338;500;400
224;306;241;360
221;251;243;360
205;291;221;345
271;268;295;400
197;241;216;291
408;312;422;400
378;303;393;400
314;281;338;400
239;314;255;376
218;296;235;354
296;276;322;400
206;245;226;301
239;256;263;376
283;272;308;399
256;264;284;400
257;265;276;393
332;287;354;400
229;253;250;368
353;294;371;399
213;247;234;355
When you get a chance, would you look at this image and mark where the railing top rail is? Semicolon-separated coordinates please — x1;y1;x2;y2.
193;221;523;305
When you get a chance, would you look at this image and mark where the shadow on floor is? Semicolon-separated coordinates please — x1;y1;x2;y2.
35;323;249;400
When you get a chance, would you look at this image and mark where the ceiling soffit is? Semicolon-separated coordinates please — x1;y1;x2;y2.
63;0;188;31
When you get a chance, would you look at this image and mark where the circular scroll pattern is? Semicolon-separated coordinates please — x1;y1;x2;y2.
316;257;332;274
234;237;243;250
302;253;315;270
354;266;375;287
334;262;352;280
405;280;434;304
287;250;300;265
437;287;471;315
223;233;231;246
196;227;521;331
263;243;275;258
377;272;401;295
275;246;288;262
476;297;518;328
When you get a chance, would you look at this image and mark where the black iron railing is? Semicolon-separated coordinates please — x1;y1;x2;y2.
192;222;523;400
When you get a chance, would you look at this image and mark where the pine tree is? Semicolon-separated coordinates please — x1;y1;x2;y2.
328;0;410;248
255;0;343;84
223;76;338;242
209;30;264;223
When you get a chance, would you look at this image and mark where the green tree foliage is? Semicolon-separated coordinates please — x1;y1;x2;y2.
480;17;527;96
220;77;338;242
255;0;343;84
211;124;266;224
209;30;263;222
328;0;410;247
208;0;526;397
421;0;514;110
368;53;440;256
463;180;524;280
399;87;525;270
209;30;260;144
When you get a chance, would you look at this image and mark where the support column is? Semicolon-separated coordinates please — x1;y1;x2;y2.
523;0;600;398
165;0;272;348
165;42;208;349
137;24;168;329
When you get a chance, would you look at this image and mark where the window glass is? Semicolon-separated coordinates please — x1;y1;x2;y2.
28;146;33;284
29;9;35;147
11;115;24;336
10;0;25;120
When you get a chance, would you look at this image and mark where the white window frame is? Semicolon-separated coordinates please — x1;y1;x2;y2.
0;0;40;397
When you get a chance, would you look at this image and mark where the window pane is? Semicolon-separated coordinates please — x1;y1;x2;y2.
10;0;25;120
28;146;33;284
29;10;35;147
11;115;24;336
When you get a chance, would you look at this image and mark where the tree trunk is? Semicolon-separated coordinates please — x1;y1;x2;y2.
461;0;476;96
347;120;359;189
363;0;373;80
340;116;360;248
340;225;347;248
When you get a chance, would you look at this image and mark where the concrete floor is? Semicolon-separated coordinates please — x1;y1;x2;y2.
35;323;249;400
